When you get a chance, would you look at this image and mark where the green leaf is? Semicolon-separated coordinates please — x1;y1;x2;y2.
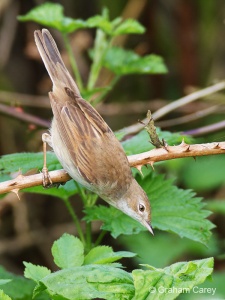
18;2;87;33
86;15;113;34
113;19;145;36
103;47;167;75
82;86;111;101
52;233;84;269
24;262;51;282
140;173;215;245
0;266;35;300
185;271;225;299
0;290;12;300
132;257;214;300
206;199;225;215
84;205;145;238
40;265;134;299
84;246;136;265
0;152;60;180
24;179;78;200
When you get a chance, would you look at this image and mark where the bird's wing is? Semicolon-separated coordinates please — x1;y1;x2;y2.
50;89;132;193
35;29;132;193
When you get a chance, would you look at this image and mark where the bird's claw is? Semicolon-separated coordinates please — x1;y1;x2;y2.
42;166;53;188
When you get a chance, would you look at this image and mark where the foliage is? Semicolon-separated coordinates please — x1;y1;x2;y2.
18;2;167;102
0;234;213;300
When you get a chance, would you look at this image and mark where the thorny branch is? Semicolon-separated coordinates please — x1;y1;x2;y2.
0;141;225;195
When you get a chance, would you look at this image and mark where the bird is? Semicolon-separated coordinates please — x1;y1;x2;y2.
34;29;153;235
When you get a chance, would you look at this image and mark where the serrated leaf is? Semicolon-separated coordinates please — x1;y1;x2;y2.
84;205;145;238
132;257;214;300
84;246;136;265
139;173;215;245
52;233;84;269
0;152;61;179
40;265;134;300
24;262;51;282
18;2;87;33
113;19;145;36
103;47;167;75
0;290;12;300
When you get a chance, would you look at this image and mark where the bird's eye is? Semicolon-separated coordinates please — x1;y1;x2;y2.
139;204;145;212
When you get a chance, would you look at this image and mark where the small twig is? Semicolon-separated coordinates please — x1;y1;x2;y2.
0;103;50;128
152;81;225;120
119;81;225;136
183;120;225;136
0;91;50;108
1;141;225;194
156;105;220;128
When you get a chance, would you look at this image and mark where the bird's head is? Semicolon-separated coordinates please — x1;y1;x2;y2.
115;179;153;235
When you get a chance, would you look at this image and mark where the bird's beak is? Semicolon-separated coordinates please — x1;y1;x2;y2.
145;221;154;235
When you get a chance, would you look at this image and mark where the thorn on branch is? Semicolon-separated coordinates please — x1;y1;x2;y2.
12;189;20;200
148;162;155;170
212;143;220;149
135;165;143;176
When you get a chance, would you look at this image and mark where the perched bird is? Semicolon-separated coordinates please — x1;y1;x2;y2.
34;29;153;234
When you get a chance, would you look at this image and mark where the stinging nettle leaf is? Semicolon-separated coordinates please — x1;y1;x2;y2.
139;173;215;245
84;205;146;238
40;264;134;299
52;233;84;269
132;257;214;300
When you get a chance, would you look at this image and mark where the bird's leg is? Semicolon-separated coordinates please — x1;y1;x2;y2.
42;133;53;187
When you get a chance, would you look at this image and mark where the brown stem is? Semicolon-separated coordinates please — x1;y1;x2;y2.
0;103;50;128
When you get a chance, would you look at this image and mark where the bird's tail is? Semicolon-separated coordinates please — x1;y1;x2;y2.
34;29;80;97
